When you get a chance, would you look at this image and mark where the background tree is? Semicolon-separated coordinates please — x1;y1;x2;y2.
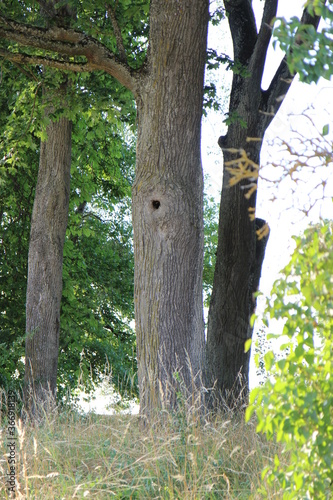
24;74;72;415
0;62;138;406
0;0;210;414
205;0;323;408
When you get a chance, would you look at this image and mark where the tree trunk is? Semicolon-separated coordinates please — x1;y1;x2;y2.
132;0;209;414
24;84;72;416
206;141;269;409
205;0;274;409
206;1;321;410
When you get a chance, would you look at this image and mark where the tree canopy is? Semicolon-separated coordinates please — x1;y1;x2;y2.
0;61;138;403
274;0;333;83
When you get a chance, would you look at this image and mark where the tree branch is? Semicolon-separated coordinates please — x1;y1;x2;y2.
0;47;94;72
260;5;322;131
248;0;278;89
106;2;127;62
0;14;140;94
223;0;257;64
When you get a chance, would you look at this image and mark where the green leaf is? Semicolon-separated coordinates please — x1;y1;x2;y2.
250;313;257;328
322;124;329;136
244;338;252;353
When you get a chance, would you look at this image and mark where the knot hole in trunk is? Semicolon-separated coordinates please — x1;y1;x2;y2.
152;200;160;209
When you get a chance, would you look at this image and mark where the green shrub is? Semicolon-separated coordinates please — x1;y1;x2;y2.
247;220;333;499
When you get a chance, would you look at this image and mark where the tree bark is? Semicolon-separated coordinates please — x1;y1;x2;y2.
24;83;72;416
132;0;209;414
0;0;209;416
206;0;321;409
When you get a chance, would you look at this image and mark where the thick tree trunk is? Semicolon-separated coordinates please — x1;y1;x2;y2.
24;86;71;416
133;0;209;414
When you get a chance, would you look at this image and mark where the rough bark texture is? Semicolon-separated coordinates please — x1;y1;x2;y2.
24;86;72;415
132;0;209;414
0;0;209;416
206;0;321;409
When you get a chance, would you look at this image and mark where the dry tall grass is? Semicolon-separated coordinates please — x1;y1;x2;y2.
0;395;283;499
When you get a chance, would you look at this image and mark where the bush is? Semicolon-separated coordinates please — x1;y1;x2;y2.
247;220;333;499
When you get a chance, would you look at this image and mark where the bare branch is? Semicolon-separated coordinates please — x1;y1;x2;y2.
0;14;140;94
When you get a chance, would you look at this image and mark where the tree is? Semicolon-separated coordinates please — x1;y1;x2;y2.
0;2;139;414
0;62;137;404
0;0;209;414
24;76;72;414
127;1;209;412
205;0;323;408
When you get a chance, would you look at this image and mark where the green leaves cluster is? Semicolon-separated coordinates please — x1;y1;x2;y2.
0;62;138;401
0;66;40;394
273;2;333;83
203;191;219;307
247;220;333;499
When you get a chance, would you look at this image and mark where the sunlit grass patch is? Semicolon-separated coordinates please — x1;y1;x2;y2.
0;400;284;499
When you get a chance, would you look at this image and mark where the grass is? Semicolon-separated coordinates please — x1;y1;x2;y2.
0;397;284;499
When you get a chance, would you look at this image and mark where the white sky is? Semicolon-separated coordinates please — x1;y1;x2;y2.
202;0;333;387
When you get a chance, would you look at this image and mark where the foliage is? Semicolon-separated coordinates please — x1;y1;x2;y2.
0;67;40;395
59;195;137;402
247;220;333;499
73;0;149;69
203;191;219;307
273;1;333;83
0;0;149;70
0;63;138;400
